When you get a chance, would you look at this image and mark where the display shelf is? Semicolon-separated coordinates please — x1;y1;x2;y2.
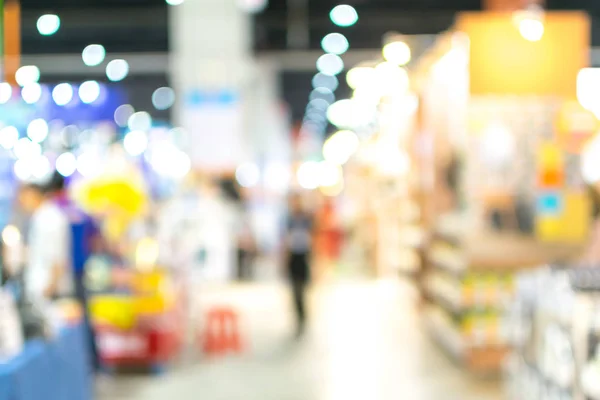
423;272;511;314
424;306;508;372
430;232;581;276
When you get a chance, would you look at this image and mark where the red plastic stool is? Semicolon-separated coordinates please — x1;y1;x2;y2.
201;307;243;356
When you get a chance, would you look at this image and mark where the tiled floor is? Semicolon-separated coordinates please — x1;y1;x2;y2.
97;278;504;400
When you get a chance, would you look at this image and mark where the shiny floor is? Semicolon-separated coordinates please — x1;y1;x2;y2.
96;278;504;400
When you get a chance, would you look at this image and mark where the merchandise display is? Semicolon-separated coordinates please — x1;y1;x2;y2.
409;11;591;373
504;267;600;400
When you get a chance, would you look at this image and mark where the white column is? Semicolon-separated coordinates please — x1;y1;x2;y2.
169;0;252;171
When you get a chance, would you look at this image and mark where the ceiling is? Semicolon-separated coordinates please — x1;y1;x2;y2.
17;0;600;124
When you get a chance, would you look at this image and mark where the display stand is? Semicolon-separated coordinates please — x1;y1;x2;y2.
412;11;591;373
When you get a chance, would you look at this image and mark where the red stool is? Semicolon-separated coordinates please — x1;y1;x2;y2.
201;307;243;356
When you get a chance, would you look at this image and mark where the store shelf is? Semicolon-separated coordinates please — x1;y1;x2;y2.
429;243;467;274
424;306;508;373
424;272;513;314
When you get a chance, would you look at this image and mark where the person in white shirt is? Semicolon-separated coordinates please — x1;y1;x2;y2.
18;184;72;301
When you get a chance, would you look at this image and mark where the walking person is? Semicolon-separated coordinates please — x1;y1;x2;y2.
285;194;314;338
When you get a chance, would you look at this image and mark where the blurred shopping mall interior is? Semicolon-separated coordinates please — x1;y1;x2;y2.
2;0;600;399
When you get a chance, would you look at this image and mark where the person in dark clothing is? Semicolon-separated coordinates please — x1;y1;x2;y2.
285;195;313;337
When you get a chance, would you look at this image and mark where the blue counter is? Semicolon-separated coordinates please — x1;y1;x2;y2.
0;324;93;400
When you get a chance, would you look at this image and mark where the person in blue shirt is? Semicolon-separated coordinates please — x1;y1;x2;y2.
45;171;101;370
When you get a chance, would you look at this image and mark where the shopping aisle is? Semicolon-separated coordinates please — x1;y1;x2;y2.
97;278;504;400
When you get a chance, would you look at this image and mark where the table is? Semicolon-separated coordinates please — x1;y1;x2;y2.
0;324;93;400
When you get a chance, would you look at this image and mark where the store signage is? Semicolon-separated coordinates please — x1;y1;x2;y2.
96;332;148;358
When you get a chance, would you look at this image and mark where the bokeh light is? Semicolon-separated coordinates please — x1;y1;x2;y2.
13;138;42;160
114;104;135;128
13;160;32;181
76;152;101;177
519;18;544;42
52;83;74;106
0;126;19;150
383;41;412;66
297;161;321;190
236;162;260;188
166;0;184;5
0;83;12;104
82;44;106;67
31;155;51;179
330;5;358;27
37;14;60;36
346;65;376;90
55;152;77;177
15;66;40;87
321;33;349;55
317;54;344;76
123;130;148;156
312;73;339;91
21;83;42;104
78;80;101;104
27;119;49;143
152;87;176;110
128;111;152;131
323;130;360;165
106;59;129;82
310;87;335;104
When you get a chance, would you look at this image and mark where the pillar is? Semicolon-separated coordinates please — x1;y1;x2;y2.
169;0;252;172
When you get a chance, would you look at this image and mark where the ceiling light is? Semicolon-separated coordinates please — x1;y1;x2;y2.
37;14;60;36
21;83;42;104
52;83;74;106
330;5;358;27
383;41;411;66
152;87;175;110
316;54;344;76
321;33;349;55
312;73;339;91
27;119;49;143
106;59;129;82
15;66;40;87
79;80;101;104
0;83;12;104
82;44;106;67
